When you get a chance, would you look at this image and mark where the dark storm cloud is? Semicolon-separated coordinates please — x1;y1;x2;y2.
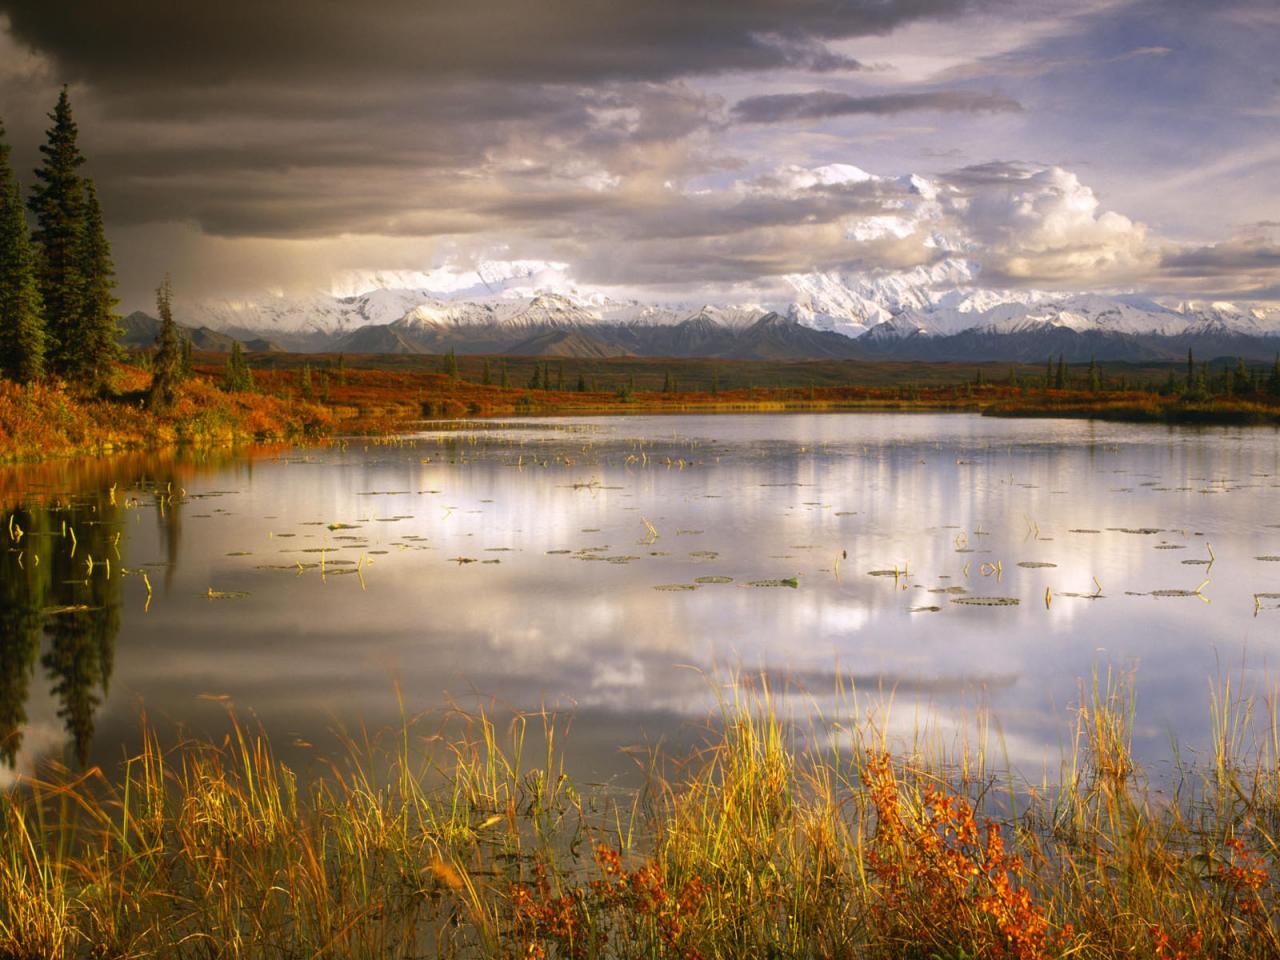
0;0;983;249
0;0;975;87
1159;241;1280;277
731;88;1023;123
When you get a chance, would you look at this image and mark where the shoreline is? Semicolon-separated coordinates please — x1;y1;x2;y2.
4;359;1278;467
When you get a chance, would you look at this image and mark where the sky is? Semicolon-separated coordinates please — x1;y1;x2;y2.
0;0;1277;311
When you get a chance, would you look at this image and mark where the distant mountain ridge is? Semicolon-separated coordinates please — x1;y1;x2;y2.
157;259;1280;362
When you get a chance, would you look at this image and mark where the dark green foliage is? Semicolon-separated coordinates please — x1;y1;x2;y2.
481;358;491;386
1186;348;1194;388
663;369;674;392
442;348;458;379
300;362;313;398
1087;357;1101;393
1045;357;1053;389
500;359;509;389
542;362;552;391
1269;354;1280;397
556;363;564;391
27;91;119;391
221;341;254;392
1055;355;1067;390
180;335;193;378
528;363;542;390
0;122;45;383
147;275;183;410
28;89;86;381
75;180;121;391
577;371;587;392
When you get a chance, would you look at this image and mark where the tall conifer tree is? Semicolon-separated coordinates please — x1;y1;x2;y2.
76;180;121;389
148;275;182;410
0;122;45;382
28;88;87;381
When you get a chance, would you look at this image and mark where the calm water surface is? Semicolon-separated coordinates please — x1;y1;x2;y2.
3;412;1280;787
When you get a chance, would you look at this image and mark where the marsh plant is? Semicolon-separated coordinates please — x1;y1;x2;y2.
1;674;1278;958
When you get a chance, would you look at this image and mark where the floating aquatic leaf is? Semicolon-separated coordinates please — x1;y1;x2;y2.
689;550;719;559
206;588;250;600
546;549;571;555
911;605;942;613
928;586;969;594
1256;556;1280;562
42;604;96;615
747;578;799;588
867;569;900;577
951;596;1019;606
653;583;697;591
1017;561;1057;568
694;576;733;584
225;551;253;557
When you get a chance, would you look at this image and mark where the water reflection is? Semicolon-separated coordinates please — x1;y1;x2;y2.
0;417;1278;784
1;493;122;766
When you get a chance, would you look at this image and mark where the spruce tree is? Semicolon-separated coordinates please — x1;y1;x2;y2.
1087;357;1101;393
221;341;253;392
300;363;313;398
0;122;45;383
500;360;509;388
179;335;193;378
28;89;88;382
147;275;182;410
577;371;587;392
76;180;121;391
481;358;491;386
1055;355;1067;390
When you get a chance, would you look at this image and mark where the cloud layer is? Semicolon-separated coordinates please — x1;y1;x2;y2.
0;0;1276;308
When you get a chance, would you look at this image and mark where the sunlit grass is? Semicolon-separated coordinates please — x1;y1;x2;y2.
2;672;1279;958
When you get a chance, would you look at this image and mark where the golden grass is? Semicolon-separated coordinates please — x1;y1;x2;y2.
2;673;1278;958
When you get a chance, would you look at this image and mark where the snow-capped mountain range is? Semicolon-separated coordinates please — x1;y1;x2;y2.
171;257;1280;362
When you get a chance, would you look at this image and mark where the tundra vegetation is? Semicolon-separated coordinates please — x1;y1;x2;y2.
1;676;1278;958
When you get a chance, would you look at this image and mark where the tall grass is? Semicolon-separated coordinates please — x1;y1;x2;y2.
2;674;1278;958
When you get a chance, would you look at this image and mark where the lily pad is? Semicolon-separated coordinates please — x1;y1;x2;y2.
653;583;698;592
1017;561;1057;568
694;576;733;584
747;578;799;588
952;596;1020;606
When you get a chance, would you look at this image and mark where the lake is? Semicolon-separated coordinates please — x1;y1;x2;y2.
3;412;1279;789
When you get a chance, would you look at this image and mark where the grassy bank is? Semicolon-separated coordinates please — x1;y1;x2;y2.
4;356;1279;464
0;366;331;463
3;677;1278;959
